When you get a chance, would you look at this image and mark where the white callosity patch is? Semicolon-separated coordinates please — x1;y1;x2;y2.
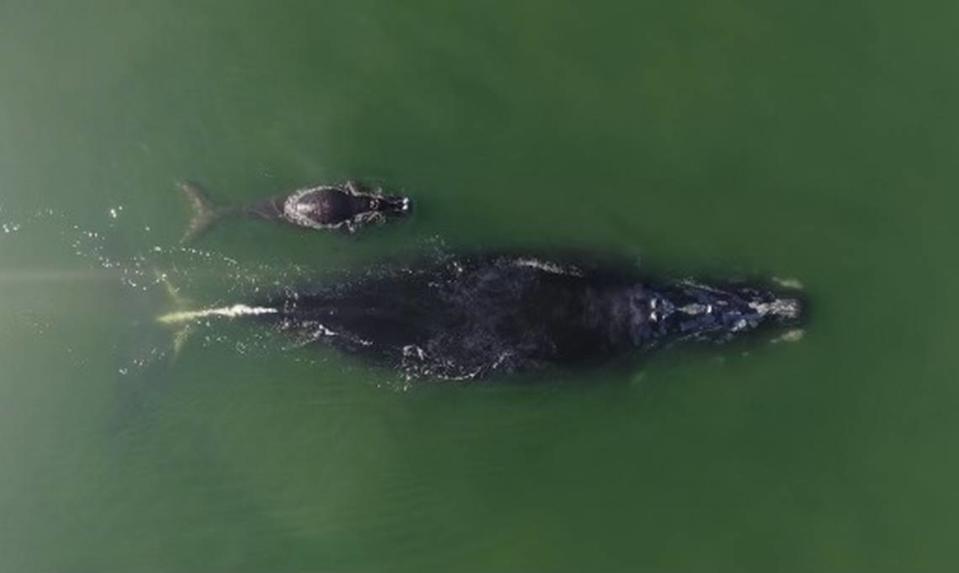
679;303;712;315
157;304;279;325
748;298;801;319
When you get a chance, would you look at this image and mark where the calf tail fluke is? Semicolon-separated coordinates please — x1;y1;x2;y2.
179;181;230;243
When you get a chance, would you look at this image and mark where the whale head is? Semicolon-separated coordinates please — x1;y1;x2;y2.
637;279;806;345
345;187;412;229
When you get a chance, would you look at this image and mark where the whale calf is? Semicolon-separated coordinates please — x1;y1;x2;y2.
179;180;411;242
159;253;805;380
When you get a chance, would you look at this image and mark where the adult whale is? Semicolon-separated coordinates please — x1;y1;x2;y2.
179;180;411;242
159;253;805;380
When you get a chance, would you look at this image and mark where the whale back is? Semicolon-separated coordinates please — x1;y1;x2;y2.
262;254;804;380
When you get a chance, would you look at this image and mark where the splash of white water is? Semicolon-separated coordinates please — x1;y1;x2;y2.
157;304;278;325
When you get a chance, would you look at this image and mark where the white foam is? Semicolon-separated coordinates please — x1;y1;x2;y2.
157;304;278;325
512;258;583;276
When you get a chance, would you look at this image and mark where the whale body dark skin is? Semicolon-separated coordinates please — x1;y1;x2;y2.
180;180;411;242
248;254;805;380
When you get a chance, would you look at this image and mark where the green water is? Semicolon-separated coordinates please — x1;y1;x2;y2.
2;0;958;571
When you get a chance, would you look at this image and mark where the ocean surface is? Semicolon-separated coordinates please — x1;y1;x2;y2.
2;0;958;571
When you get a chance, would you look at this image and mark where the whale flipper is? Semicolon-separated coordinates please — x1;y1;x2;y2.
179;181;229;243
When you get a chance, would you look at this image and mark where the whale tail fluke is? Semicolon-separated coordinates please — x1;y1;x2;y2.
153;269;282;355
179;181;233;243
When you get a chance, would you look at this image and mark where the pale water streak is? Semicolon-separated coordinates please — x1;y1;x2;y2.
156;304;279;325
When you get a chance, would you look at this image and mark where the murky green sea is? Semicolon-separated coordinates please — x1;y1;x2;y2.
2;0;958;571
